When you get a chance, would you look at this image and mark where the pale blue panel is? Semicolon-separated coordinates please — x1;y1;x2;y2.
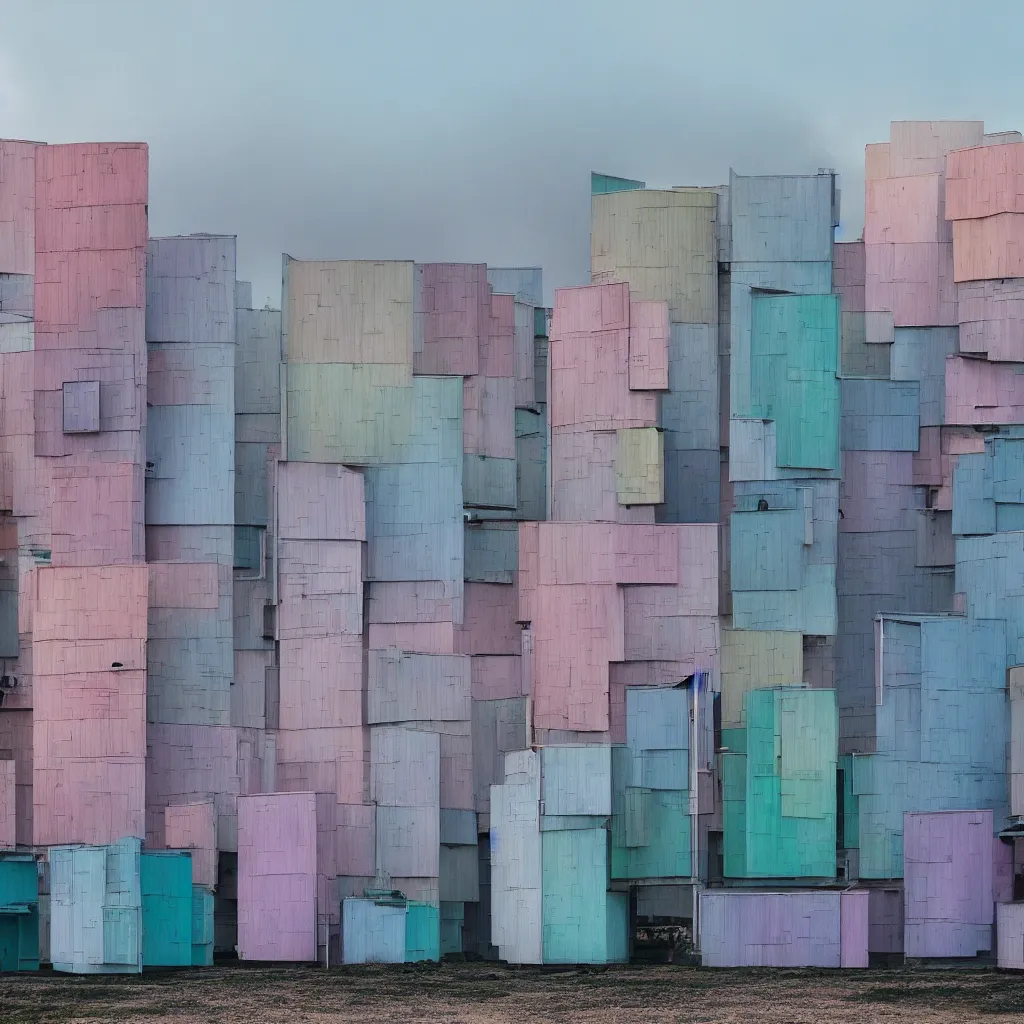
235;441;271;526
731;508;803;592
235;307;282;416
730;172;835;263
463;455;516;510
662;324;718;450
516;408;547;522
542;747;611;817
486;267;543;305
626;687;689;753
996;503;1024;532
464;522;518;584
342;898;406;964
952;453;995;536
840;379;920;452
440;809;477;846
660;442;719;525
890;327;957;427
146;403;235;526
992;438;1024;504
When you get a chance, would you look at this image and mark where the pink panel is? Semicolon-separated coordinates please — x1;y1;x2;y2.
277;539;362;639
0;140;38;274
994;835;1015;904
517;521;538;623
366;581;461;625
868;888;904;954
865;174;947;244
552;282;629;333
33;563;147;642
0;758;14;850
623;596;718;663
277;462;365;542
367;621;455;654
480;291;515;378
952;213;1024;282
865;143;891;182
864;241;956;326
440;728;474;810
456;582;520;655
531;583;623;732
414;263;487;376
946;142;1024;220
904;810;995;958
463;375;515;458
50;462;144;566
628;299;669;391
945;356;1024;425
833;241;865;313
36;203;147;254
840;891;870;968
275;727;366;806
840;452;915;533
470;654;522;701
149;562;220;610
145;724;240;850
164;801;217;887
0;712;31;846
35;143;148;209
535;522;679;587
237;792;318;962
958;279;1024;361
279;634;363;730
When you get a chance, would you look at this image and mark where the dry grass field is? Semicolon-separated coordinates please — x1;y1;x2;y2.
2;960;1024;1023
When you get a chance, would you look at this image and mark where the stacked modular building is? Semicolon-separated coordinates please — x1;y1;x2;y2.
1;122;1024;970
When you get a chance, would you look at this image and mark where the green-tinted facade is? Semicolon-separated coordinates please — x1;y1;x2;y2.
0;855;39;972
140;851;193;967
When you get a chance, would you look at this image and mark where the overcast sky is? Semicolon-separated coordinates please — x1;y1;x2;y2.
2;1;1022;306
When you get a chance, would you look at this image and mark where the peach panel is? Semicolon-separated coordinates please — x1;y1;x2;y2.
887;121;984;177
552;282;629;333
952;213;1024;282
164;801;217;887
945;355;1024;425
34;564;148;642
481;291;515;378
277;462;365;541
912;426;942;487
470;654;523;701
946;142;1024;220
864;143;891;182
414;263;488;376
531;583;624;732
279;634;363;730
628;299;670;391
864;174;948;244
148;562;221;610
455;582;520;655
237;792;318;962
0;758;14;849
0;140;38;274
864;241;956;326
935;427;986;510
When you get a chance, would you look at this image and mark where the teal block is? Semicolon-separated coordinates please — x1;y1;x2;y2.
404;902;440;962
611;789;691;879
591;172;646;194
141;852;193;968
722;753;747;878
605;891;629;964
0;856;39;971
749;293;840;472
542;829;622;964
439;901;464;957
191;887;214;967
838;755;860;850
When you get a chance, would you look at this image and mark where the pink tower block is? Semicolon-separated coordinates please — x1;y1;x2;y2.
946;142;1024;220
237;792;318;962
0;140;38;274
0;759;15;850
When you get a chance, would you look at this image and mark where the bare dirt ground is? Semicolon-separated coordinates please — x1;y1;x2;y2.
3;960;1024;1024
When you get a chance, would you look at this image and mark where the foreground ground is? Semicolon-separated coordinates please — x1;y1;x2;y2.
3;960;1024;1023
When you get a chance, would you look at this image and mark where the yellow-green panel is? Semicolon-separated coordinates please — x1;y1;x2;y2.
720;629;804;727
616;427;664;505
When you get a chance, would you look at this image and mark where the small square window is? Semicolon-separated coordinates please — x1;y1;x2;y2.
62;380;100;434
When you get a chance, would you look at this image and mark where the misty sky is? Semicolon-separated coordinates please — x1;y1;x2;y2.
2;1;1022;307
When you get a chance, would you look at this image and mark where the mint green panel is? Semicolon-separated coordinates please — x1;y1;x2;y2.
742;688;838;878
404;902;440;962
611;789;691;880
0;856;39;971
720;728;747;754
140;852;193;968
722;752;747;878
591;172;646;195
838;755;860;849
749;293;840;471
191;887;214;967
542;829;615;964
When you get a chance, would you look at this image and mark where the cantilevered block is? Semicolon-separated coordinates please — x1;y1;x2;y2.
277;462;365;541
945;356;1024;425
414;263;488;376
616;427;664;505
952;213;1024;281
946;141;1024;220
